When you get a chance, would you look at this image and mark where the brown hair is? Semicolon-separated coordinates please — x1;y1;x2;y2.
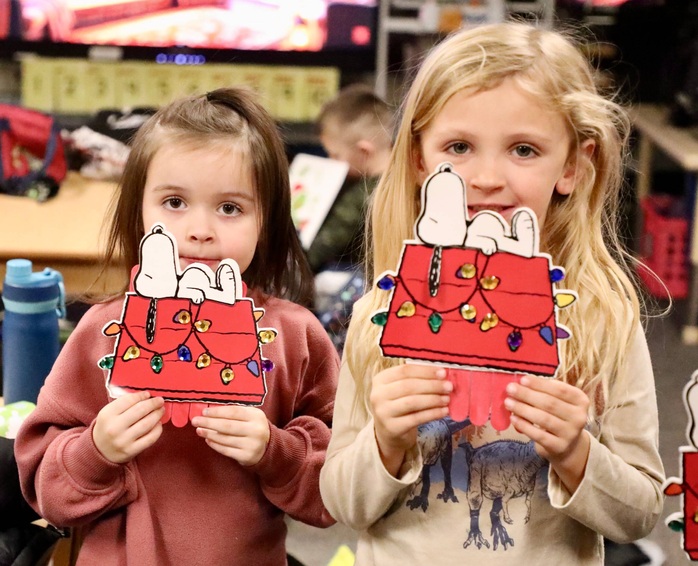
316;83;394;146
100;87;314;306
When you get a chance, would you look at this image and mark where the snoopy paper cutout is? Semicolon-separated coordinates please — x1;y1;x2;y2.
663;370;698;560
371;163;576;428
98;224;276;427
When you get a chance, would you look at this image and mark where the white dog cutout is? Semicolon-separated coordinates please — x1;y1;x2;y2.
415;162;539;257
134;224;242;305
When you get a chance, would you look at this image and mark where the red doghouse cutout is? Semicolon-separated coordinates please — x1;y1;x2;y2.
664;369;698;560
98;224;276;427
371;163;576;430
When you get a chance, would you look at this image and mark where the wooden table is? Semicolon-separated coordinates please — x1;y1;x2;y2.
0;171;125;297
632;104;698;343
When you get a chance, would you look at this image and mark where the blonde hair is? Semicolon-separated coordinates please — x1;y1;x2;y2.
346;22;641;415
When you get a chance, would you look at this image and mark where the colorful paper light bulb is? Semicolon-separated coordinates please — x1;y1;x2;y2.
195;319;212;332
196;353;211;368
174;310;191;324
457;263;476;279
247;360;260;377
549;268;565;283
428;312;443;333
480;275;500;290
397;301;416;318
123;345;140;360
554;293;576;308
150;354;163;374
480;313;499;331
220;367;234;384
371;312;388;326
103;322;121;336
507;330;523;352
377;275;396;291
258;329;277;344
460;303;477;321
177;344;192;362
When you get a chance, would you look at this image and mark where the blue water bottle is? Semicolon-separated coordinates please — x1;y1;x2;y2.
2;259;65;404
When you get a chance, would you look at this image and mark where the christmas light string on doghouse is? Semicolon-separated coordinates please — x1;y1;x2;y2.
99;300;276;385
371;246;575;354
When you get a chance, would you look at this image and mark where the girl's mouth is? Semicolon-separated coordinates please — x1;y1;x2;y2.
180;257;220;270
468;205;512;215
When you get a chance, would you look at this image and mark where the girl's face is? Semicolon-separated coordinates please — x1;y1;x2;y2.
141;142;259;274
416;77;582;227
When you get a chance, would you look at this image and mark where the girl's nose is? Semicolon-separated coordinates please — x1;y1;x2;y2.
467;158;504;193
186;215;215;243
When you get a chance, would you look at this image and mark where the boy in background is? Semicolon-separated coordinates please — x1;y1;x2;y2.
306;84;393;273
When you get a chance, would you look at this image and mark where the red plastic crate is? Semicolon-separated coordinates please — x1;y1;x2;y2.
638;195;689;299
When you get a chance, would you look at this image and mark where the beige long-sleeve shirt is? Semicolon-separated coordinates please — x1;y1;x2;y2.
320;322;665;565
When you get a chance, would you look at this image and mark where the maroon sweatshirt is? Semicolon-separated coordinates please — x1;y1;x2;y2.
15;294;339;565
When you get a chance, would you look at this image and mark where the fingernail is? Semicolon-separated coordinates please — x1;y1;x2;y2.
520;376;530;386
506;383;517;395
435;368;447;378
444;381;454;392
202;409;209;416
504;398;514;410
441;395;450;404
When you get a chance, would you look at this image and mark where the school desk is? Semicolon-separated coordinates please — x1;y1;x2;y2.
0;171;125;297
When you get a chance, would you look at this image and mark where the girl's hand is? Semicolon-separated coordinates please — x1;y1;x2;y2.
93;392;165;464
505;375;591;493
370;364;452;477
191;406;270;466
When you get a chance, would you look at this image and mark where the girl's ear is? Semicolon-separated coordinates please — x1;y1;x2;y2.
413;146;427;180
556;139;595;196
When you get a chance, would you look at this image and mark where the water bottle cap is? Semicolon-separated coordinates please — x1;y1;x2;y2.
3;259;66;318
5;259;62;288
6;258;33;283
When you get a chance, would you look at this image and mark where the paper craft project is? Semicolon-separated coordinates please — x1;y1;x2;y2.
664;369;698;560
98;224;276;427
371;162;576;429
289;152;349;250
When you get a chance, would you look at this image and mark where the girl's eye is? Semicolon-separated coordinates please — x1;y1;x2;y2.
513;145;536;158
220;203;242;217
449;142;469;155
164;197;184;210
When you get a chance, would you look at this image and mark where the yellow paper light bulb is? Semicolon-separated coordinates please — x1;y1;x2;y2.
480;313;499;331
460;304;477;321
459;263;476;279
175;310;191;324
220;367;234;384
196;353;211;368
123;345;140;360
554;293;576;308
258;329;277;344
396;301;416;318
480;275;500;290
195;319;212;332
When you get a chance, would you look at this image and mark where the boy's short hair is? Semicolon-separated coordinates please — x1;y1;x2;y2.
317;84;393;148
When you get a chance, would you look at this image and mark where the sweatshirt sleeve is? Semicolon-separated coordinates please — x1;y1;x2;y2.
319;357;423;530
547;323;665;542
14;303;140;528
249;308;340;527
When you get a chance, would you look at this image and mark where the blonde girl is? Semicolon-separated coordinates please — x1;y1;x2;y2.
320;22;664;564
